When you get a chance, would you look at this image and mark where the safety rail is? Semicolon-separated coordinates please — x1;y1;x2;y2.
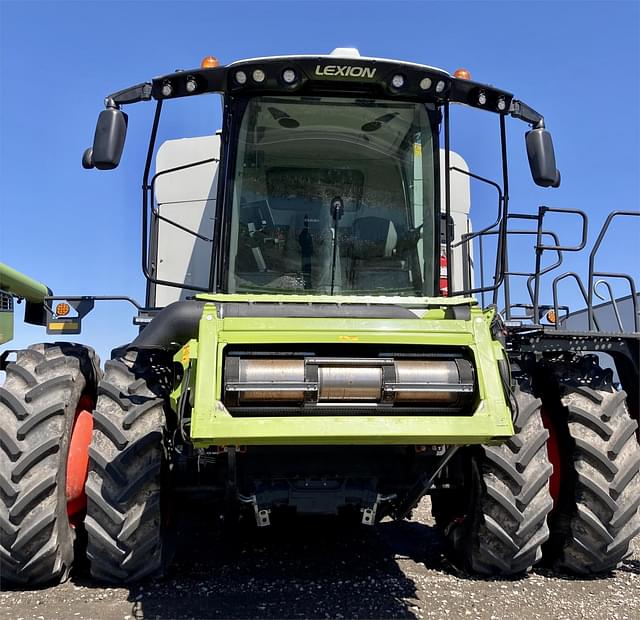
448;165;506;299
471;205;639;334
143;154;217;293
586;211;639;332
471;226;564;317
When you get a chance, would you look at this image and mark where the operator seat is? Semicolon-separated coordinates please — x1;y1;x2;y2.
349;216;411;291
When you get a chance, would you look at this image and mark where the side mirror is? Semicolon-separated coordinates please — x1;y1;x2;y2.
91;107;128;170
526;128;561;188
81;147;94;169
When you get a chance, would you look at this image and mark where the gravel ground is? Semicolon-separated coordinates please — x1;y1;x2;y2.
1;498;638;620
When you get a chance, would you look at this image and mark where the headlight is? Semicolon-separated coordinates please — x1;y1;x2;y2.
161;81;173;97
185;77;198;93
282;69;297;84
391;74;405;89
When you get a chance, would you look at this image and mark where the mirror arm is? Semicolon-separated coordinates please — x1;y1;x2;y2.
104;82;153;107
509;99;545;129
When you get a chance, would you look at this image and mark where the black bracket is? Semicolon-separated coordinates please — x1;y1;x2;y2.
509;99;545;129
44;295;144;336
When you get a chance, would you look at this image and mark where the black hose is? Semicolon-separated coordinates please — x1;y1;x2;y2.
129;300;206;351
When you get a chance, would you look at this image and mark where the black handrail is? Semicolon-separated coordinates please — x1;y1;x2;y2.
444;114;510;300
144;149;220;292
530;207;588;322
472;225;563;321
588;211;640;332
593;279;625;333
552;272;599;331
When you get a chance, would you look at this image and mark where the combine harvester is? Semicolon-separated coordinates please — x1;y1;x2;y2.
1;49;638;585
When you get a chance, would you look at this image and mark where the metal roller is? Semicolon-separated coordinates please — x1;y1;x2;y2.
233;358;305;402
224;356;475;406
393;360;468;403
318;366;382;401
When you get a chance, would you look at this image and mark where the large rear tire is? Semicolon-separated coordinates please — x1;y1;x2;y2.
435;374;553;575
0;343;99;586
542;355;640;574
85;350;170;583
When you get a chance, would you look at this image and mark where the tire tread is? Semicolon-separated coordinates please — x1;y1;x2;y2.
544;358;640;575
86;352;167;584
0;343;100;586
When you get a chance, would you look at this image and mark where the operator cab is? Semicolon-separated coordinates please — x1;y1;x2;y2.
85;47;560;308
228;94;437;296
153;112;471;306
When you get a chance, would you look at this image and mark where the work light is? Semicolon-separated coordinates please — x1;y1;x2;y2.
391;74;405;89
282;69;297;84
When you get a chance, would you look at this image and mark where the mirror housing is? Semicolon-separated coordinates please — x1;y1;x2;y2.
91;107;128;170
526;128;561;188
81;147;94;169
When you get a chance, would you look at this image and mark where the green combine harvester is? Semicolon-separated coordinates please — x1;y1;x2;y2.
1;49;638;586
0;264;51;346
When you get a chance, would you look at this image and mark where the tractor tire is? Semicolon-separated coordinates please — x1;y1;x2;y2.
543;356;640;574
435;375;553;575
85;350;170;583
0;343;100;586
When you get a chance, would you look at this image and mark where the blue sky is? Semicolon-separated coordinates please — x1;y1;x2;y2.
1;0;638;363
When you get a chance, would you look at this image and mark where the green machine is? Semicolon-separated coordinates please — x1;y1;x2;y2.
0;263;51;345
1;49;638;586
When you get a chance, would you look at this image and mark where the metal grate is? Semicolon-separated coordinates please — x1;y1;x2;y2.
0;292;13;312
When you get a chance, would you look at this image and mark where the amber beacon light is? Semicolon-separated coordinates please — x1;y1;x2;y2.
201;56;220;69
454;68;471;80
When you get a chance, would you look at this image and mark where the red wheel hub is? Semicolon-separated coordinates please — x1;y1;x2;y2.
540;405;562;508
66;394;94;526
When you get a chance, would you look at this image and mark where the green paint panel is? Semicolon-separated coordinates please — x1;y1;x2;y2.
0;310;13;345
0;263;49;303
188;296;513;447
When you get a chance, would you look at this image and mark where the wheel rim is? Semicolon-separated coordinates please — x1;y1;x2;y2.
540;404;562;508
66;394;94;526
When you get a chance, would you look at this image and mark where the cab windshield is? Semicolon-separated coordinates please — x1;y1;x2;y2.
227;95;438;296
